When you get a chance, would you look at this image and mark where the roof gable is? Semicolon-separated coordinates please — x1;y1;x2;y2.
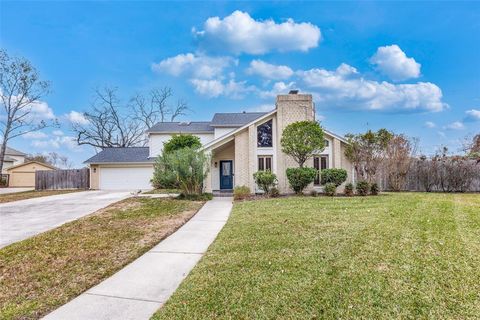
6;161;56;171
4;146;26;156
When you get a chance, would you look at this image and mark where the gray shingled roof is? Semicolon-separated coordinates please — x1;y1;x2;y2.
84;147;153;164
3;156;16;162
211;112;268;127
146;121;214;133
4;146;26;156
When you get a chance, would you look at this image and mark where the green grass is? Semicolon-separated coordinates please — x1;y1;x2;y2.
153;193;480;319
0;198;203;320
0;189;82;203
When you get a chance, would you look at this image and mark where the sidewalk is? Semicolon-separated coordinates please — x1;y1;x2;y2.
43;197;233;320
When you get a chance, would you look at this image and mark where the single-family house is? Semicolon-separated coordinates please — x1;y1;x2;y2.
85;91;353;193
1;146;26;174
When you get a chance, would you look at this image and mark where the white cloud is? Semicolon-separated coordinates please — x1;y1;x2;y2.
190;78;256;98
246;60;294;80
52;130;64;136
370;45;421;81
298;63;446;112
32;135;81;151
29;101;56;120
424;121;436;128
444;121;465;130
259;81;296;99
67;111;89;125
23;131;48;139
152;53;236;79
465;109;480;121
194;10;321;55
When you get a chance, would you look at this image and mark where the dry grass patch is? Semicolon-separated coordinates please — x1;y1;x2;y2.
0;197;203;320
0;190;81;204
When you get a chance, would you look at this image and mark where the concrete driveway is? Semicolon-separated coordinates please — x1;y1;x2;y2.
0;190;130;249
0;187;34;195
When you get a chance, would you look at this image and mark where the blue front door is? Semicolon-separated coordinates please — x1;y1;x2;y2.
220;160;233;190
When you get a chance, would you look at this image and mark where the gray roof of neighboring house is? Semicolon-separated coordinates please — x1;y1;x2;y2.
3;156;16;162
211;112;268;127
4;146;26;156
84;147;154;164
146;121;214;133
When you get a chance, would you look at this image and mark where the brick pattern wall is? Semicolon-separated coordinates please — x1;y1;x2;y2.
234;130;251;190
275;94;315;194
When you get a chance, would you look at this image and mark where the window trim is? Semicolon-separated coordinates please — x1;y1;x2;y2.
258;155;273;172
314;155;329;185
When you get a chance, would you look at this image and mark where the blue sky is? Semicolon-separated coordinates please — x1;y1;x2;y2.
1;1;479;166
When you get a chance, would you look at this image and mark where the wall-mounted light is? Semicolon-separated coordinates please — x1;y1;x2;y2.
93;168;97;173
214;162;218;168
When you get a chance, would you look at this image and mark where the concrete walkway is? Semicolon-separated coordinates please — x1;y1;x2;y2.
43;197;233;320
0;190;130;248
0;187;33;195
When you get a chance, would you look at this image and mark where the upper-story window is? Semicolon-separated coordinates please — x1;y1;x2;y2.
257;119;273;147
324;139;329;147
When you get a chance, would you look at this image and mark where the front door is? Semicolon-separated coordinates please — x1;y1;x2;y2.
220;160;233;190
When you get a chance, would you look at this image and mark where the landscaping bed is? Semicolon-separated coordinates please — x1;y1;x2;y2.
0;197;204;320
0;189;82;204
153;193;480;319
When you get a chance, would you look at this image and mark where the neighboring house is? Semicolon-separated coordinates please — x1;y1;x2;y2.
85;91;353;193
6;161;56;187
1;146;26;174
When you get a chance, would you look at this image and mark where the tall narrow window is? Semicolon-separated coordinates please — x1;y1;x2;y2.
314;156;329;185
258;156;272;171
257;120;273;147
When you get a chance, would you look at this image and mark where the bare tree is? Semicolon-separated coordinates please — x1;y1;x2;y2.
26;151;73;168
73;86;188;149
0;49;57;173
384;135;418;191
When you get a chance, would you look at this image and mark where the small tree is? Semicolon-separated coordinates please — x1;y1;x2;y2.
345;129;393;183
281;121;325;167
384;135;417;191
163;134;201;154
253;171;277;195
154;147;209;195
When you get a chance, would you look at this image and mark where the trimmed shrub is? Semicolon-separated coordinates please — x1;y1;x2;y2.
233;185;251;200
370;183;379;195
344;183;354;196
177;193;213;201
324;183;336;196
321;168;348;187
281;121;325;167
253;171;277;194
286;167;317;194
356;181;369;196
269;187;280;198
163;134;201;154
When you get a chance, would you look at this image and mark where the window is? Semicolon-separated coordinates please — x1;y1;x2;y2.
258;156;272;171
324;139;329;147
313;156;328;185
257;120;273;147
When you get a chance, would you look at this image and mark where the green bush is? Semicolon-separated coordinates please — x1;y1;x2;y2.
321;168;348;187
324;183;337;196
356;181;369;196
370;183;379;195
153;147;209;196
344;183;354;196
281;121;325;167
253;171;277;194
163;134;201;154
269;187;280;198
233;186;251;200
286;167;317;194
177;193;213;201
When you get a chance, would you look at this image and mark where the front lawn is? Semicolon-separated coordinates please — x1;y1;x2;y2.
153;193;480;319
0;198;203;320
0;189;81;204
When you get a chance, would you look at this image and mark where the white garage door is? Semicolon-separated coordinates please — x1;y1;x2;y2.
99;166;154;190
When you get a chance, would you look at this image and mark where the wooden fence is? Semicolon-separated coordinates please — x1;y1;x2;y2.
35;168;90;190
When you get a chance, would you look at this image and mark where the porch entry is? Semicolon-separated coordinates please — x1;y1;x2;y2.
219;160;233;190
